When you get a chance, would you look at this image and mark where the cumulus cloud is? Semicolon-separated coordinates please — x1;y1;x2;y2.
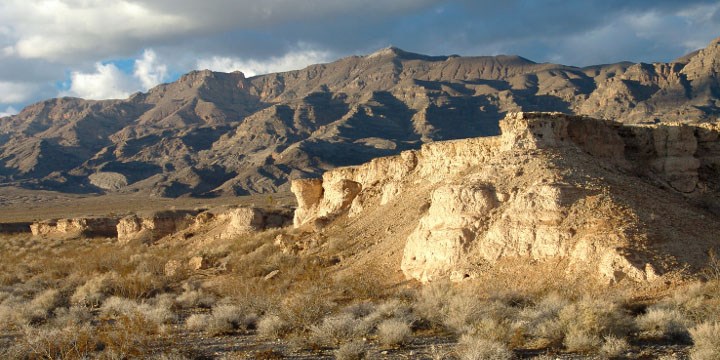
134;49;168;90
62;62;136;100
0;0;437;62
196;47;332;76
0;105;18;117
2;1;191;62
62;49;168;100
0;81;36;103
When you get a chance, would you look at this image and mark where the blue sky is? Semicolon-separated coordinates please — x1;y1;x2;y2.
0;0;719;117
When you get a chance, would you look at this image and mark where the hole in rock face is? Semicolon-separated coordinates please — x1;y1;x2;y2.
463;274;470;279
412;257;417;261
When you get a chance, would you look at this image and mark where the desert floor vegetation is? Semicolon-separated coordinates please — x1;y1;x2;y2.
0;229;719;359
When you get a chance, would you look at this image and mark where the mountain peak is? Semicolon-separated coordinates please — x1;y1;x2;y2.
365;46;450;61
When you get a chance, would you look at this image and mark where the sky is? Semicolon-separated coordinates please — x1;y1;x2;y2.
1;0;719;117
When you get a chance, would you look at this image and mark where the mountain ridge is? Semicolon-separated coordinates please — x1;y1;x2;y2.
1;38;719;197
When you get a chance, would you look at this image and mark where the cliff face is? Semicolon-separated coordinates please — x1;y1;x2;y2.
291;112;720;283
2;39;720;197
30;217;119;238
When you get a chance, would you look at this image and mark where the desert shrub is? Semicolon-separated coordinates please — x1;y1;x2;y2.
203;304;257;335
335;340;367;360
14;324;97;359
175;282;216;309
185;314;210;332
150;351;192;360
450;299;519;342
114;270;167;300
456;334;513;360
600;336;630;359
413;280;454;327
96;312;161;358
71;272;117;307
636;306;690;342
101;296;138;317
0;304;20;330
310;313;362;347
257;314;291;339
355;299;415;336
100;296;175;326
51;305;93;327
666;281;720;325
137;302;175;325
701;248;720;281
558;297;634;353
690;322;720;360
24;288;62;323
278;286;336;333
342;302;376;319
518;293;568;347
377;319;412;347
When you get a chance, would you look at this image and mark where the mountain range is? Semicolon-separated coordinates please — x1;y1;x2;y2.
1;38;719;197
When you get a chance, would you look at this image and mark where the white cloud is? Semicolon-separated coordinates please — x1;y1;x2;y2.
196;47;332;76
0;0;436;62
0;105;18;117
60;48;169;100
0;81;36;103
3;0;191;62
134;49;168;90
62;62;136;100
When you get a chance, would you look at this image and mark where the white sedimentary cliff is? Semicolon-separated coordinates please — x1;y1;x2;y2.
291;112;720;283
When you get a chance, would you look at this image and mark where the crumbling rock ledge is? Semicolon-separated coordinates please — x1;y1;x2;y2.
31;217;119;238
291;112;720;283
117;210;199;244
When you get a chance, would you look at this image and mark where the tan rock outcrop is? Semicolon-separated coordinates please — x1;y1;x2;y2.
215;207;293;239
117;210;198;244
30;217;118;238
291;112;720;283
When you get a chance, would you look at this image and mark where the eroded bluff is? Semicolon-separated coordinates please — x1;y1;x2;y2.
291;112;720;283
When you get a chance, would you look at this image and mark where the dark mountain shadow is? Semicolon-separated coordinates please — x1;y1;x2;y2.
424;96;502;140
99;161;163;184
180;125;233;152
337;91;419;142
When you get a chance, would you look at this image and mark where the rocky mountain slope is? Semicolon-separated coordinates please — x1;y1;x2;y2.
290;112;720;283
1;38;720;197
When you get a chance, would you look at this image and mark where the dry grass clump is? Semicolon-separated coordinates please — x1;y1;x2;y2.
664;281;720;325
10;323;97;359
517;292;568;348
185;303;257;335
175;281;217;309
557;297;634;353
635;306;690;342
377;318;412;347
456;334;513;360
309;313;364;347
689;322;720;360
334;340;367;360
100;296;175;325
257;314;291;339
413;280;455;328
70;272;118;307
600;336;630;359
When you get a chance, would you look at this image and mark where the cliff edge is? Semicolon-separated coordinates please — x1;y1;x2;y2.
291;112;720;283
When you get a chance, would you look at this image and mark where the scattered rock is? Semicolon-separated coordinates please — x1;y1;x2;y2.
263;270;280;281
164;260;182;277
188;256;206;271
